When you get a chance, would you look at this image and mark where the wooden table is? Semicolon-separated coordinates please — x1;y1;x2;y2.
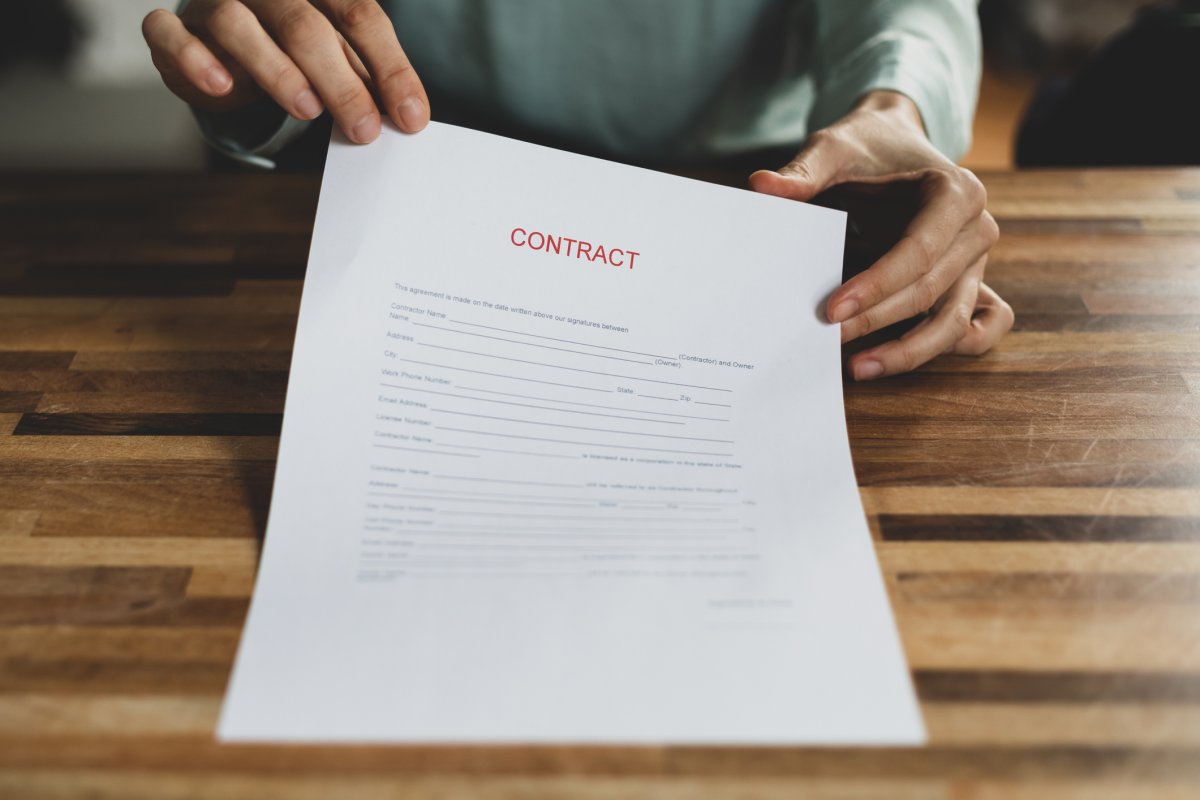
1;168;1198;798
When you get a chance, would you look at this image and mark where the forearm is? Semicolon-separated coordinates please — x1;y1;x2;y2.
809;0;981;160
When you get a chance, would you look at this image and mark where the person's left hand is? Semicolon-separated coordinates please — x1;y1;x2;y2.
750;90;1013;380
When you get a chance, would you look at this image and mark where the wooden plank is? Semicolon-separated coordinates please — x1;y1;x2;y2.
877;515;1200;543
0;459;276;482
0;696;220;736
998;332;1200;354
68;350;294;371
913;671;1200;704
0;627;239;662
0;537;259;568
877;542;1200;575
0;596;248;627
0;437;281;462
0;314;298;351
0;288;303;316
0;352;75;369
0;370;288;394
894;571;1200;603
36;392;287;413
185;565;257;598
916;351;1200;373
0;565;191;597
900;612;1200;671
13;413;283;436
924;705;1200;746
0;511;39;538
965;784;1200;800
0;773;951;800
861;488;1200;517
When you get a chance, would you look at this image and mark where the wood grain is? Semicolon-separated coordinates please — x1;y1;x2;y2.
1;168;1199;797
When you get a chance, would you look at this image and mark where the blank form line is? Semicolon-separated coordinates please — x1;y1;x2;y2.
380;384;682;425
390;488;743;506
449;319;672;360
364;526;742;535
438;511;740;523
439;443;578;460
434;426;734;457
638;394;678;401
391;531;729;540
417;343;733;392
435;474;582;488
431;528;742;535
374;493;595;508
372;444;478;458
429;408;735;443
430;524;741;532
620;505;723;512
456;386;730;422
374;493;724;510
413;322;653;365
394;358;611;393
696;401;733;408
415;543;748;552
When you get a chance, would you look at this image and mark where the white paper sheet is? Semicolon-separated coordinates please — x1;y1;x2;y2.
217;122;924;744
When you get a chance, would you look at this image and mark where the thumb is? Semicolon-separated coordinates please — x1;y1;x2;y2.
749;132;841;203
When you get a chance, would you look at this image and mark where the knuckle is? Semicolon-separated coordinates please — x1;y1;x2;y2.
337;0;383;31
276;6;327;46
950;301;973;334
905;234;938;273
892;345;920;375
925;167;955;192
857;278;885;310
331;80;370;111
856;307;879;337
1000;300;1016;330
980;211;1000;248
206;0;247;35
376;61;416;91
268;59;300;91
913;278;941;314
960;170;987;212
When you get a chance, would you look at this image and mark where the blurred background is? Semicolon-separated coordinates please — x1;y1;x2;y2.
0;0;1193;172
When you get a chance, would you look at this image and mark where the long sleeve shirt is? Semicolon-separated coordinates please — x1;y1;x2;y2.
193;0;981;169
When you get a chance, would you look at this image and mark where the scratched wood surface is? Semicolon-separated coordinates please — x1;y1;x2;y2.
1;168;1198;799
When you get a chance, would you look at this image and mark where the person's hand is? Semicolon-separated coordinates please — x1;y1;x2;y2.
750;91;1013;380
142;0;430;143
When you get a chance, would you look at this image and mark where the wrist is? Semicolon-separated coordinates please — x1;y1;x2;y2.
853;90;927;138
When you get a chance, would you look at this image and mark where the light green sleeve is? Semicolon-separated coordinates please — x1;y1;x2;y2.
808;0;981;161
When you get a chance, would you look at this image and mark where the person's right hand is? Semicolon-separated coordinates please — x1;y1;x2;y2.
142;0;430;143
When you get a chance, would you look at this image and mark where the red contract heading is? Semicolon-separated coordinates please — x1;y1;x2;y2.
510;227;640;270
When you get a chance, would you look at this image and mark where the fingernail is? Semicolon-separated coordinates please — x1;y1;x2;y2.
351;114;380;144
830;298;859;323
398;96;427;131
294;89;322;120
203;66;231;94
853;359;884;381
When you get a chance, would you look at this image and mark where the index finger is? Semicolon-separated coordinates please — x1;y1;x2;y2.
827;169;985;323
317;0;430;132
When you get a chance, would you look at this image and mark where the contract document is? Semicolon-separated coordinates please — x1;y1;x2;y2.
218;122;924;744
